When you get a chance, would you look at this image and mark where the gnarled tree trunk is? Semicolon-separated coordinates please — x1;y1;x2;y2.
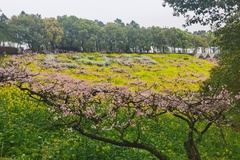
184;130;201;160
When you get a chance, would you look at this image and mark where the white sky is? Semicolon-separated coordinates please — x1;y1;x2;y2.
0;0;210;32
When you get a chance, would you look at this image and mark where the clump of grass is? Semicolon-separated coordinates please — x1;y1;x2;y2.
72;54;111;67
59;62;79;69
133;56;157;65
107;55;133;66
58;58;73;63
70;55;84;60
77;59;110;67
111;67;126;73
96;60;111;67
87;55;104;61
40;54;80;69
78;59;94;65
44;54;58;61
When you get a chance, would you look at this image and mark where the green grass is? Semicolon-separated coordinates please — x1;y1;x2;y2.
1;53;239;159
1;87;239;159
25;52;214;92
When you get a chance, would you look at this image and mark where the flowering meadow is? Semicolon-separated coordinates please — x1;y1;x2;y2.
18;52;214;91
0;53;240;159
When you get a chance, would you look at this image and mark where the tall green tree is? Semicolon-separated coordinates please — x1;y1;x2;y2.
0;13;9;45
163;0;240;91
9;12;44;51
79;19;101;52
214;15;240;52
164;0;240;132
204;15;240;94
44;17;64;50
125;21;140;52
104;23;127;52
137;27;151;53
192;31;214;54
191;35;207;54
114;18;125;27
193;31;214;47
163;0;240;27
94;19;105;27
57;15;80;51
165;28;192;53
126;20;140;28
149;26;167;53
71;18;100;52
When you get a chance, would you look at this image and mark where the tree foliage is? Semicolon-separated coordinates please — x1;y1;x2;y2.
0;12;213;53
163;0;240;27
9;13;45;51
214;14;240;51
0;13;10;45
164;0;240;100
163;0;240;133
44;18;64;50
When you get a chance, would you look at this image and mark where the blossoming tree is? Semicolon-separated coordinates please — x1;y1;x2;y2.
1;55;239;159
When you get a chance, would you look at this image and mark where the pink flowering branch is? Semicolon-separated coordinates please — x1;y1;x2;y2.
0;55;36;85
14;73;170;159
1;55;237;160
13;71;239;160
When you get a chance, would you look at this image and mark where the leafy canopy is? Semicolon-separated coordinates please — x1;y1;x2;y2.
163;0;240;27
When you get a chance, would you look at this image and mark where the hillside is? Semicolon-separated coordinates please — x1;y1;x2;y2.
1;53;240;160
22;52;214;92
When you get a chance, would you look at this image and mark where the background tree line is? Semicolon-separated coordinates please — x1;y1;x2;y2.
0;11;214;53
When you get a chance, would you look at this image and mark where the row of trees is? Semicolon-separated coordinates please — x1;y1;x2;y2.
0;11;213;53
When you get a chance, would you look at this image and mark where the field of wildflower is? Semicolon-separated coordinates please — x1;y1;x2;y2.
20;53;214;91
0;53;239;159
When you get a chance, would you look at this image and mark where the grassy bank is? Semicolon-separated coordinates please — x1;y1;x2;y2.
1;53;239;159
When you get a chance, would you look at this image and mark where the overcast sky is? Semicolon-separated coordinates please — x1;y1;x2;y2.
0;0;210;32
